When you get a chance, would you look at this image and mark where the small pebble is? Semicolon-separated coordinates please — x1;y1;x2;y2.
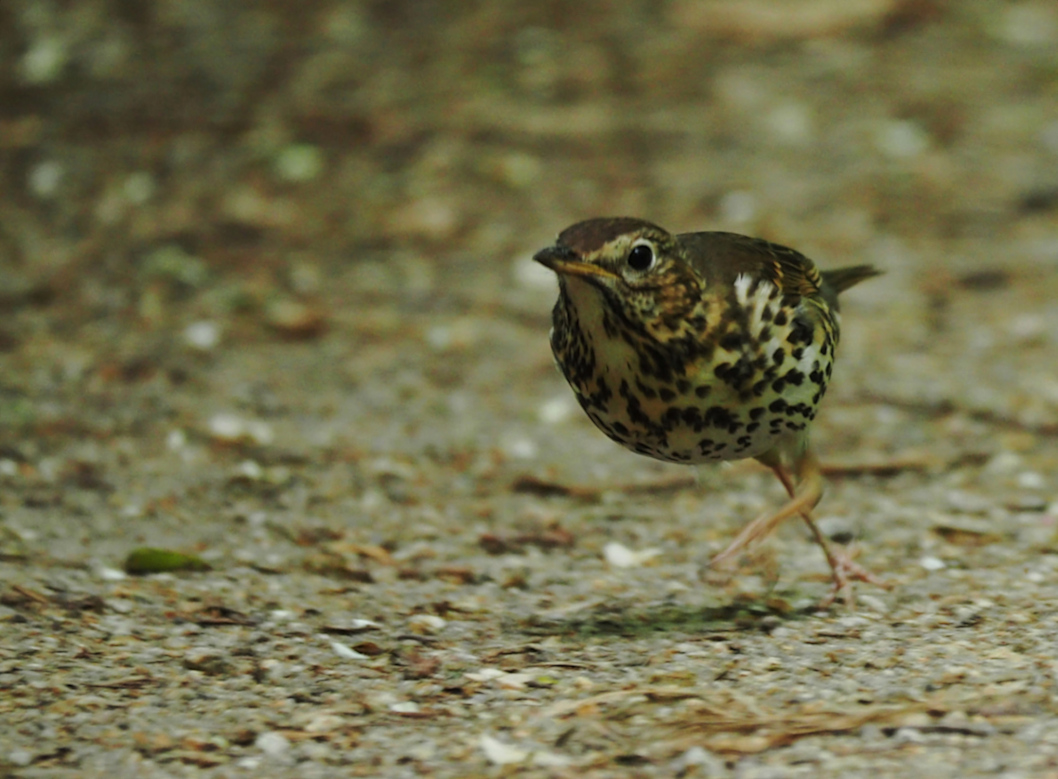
304;714;345;733
997;3;1058;46
235;460;264;480
21;37;67;84
28;160;64;198
348;618;381;631
407;614;446;634
184;321;221;351
874;119;930;158
945;490;992;514
123;172;156;204
392;197;460;241
496;672;534;690
891;726;927;744
8;749;32;767
97;566;127;581
1016;471;1045;490
208;414;274;445
678;745;718;768
986;451;1022;474
501;436;538;460
495;151;541;188
480;734;529;766
718;190;758;225
532;750;573;767
920;556;946;572
1007;493;1048;512
858;594;889;614
538;395;575;424
763;102;814;145
274;144;325;183
514;255;557;290
254;731;291;756
466;668;506;682
816;515;855;543
604;541;662;568
265;299;327;339
330;641;369;660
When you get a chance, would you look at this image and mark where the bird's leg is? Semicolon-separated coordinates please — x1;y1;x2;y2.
710;453;825;575
710;449;886;607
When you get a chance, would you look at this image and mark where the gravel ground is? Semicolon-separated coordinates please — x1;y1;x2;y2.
3;1;1058;777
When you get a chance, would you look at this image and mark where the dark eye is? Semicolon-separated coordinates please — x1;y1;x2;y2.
627;244;655;272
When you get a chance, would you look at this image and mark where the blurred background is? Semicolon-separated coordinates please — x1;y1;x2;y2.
2;0;1056;324
3;0;1058;497
1;0;1058;525
3;4;1058;772
2;0;1058;522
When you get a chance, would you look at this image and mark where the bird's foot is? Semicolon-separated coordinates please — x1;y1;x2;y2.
817;543;889;610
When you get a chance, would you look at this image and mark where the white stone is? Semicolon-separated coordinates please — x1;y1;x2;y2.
466;668;507;682
330;641;368;660
604;541;662;568
538;395;575;425
997;3;1058;46
184;321;221;351
501;436;538;460
236;460;264;480
407;614;446;633
124;172;156;204
304;714;345;733
718;189;758;225
255;731;291;756
920;556;946;572
532;750;573;767
98;566;127;581
480;734;529;765
274;144;325;183
166;429;187;451
21;37;67;84
764;102;814;145
1017;471;1045;490
874;119;930;159
28;160;64;199
514;256;557;290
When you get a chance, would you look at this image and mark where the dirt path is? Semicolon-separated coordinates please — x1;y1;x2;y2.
3;2;1058;776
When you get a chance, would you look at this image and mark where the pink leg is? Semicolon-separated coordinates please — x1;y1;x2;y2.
710;450;887;607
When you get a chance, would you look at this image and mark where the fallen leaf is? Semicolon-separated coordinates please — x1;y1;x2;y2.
124;548;211;575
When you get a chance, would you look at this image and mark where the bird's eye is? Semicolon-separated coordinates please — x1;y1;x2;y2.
627;243;655;272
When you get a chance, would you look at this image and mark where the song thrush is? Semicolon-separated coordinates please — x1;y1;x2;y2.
534;217;884;606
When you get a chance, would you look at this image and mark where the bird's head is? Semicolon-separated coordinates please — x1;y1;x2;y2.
533;217;706;340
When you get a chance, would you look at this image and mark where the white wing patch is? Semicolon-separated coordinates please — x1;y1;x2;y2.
735;271;823;375
733;273;783;341
732;273;754;305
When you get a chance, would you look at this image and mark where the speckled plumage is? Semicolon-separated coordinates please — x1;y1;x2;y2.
534;217;884;606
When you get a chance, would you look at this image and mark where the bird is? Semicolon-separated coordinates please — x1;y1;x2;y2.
533;217;884;606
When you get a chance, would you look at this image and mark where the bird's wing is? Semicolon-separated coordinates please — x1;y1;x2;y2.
677;232;822;299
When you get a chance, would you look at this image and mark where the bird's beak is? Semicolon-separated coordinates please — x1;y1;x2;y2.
533;246;620;281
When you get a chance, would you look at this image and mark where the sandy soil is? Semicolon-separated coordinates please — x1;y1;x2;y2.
2;1;1058;776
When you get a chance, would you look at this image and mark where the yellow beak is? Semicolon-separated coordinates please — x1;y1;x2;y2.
533;246;620;281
